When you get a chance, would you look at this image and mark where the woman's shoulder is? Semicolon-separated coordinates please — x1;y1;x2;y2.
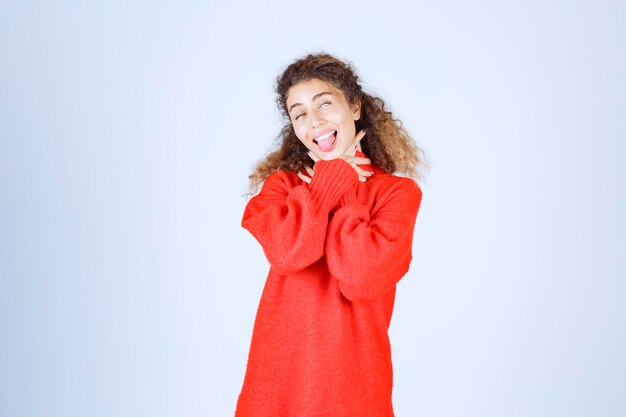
370;170;421;195
258;169;302;193
365;172;422;215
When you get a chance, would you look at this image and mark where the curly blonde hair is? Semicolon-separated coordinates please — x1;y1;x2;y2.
248;53;426;194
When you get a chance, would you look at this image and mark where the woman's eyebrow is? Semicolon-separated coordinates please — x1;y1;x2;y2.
288;92;333;114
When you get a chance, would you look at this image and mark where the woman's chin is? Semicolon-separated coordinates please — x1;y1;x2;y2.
314;146;354;161
318;151;342;161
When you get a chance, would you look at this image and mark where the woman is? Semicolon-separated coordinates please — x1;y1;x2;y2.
236;53;425;416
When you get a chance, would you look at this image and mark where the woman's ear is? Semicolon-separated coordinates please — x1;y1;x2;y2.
351;99;362;121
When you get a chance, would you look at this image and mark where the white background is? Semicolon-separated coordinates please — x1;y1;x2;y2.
1;1;624;416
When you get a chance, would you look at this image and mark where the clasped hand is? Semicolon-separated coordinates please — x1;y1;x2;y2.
297;130;374;184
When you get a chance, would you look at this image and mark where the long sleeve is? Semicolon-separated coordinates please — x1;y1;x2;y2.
325;177;422;301
242;159;359;274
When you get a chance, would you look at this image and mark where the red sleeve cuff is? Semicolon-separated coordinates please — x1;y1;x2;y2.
308;159;359;213
337;183;359;207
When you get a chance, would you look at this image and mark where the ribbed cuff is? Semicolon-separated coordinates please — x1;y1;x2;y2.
309;159;359;213
337;184;359;207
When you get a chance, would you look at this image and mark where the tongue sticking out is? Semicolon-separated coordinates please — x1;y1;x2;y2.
316;132;336;152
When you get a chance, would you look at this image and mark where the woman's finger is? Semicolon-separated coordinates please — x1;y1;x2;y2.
343;156;371;165
297;171;311;184
352;129;366;147
343;130;367;157
305;166;315;177
354;166;374;177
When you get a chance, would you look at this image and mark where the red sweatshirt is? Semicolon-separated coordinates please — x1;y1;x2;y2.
235;156;422;417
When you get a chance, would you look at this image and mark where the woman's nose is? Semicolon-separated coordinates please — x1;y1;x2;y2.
310;109;324;127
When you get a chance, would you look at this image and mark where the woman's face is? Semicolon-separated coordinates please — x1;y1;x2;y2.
286;78;361;161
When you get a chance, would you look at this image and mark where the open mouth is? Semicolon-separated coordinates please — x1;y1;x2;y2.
313;130;337;152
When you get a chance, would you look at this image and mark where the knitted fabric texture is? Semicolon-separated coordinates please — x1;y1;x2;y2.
236;156;422;417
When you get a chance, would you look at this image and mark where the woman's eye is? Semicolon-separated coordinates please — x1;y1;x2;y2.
320;101;331;109
295;113;305;120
